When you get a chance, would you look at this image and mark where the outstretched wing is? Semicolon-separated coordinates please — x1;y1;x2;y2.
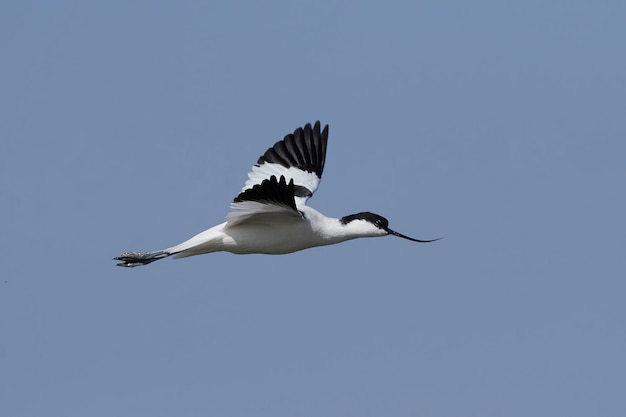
241;121;329;208
227;175;303;226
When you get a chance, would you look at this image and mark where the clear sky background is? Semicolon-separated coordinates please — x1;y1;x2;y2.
1;1;625;416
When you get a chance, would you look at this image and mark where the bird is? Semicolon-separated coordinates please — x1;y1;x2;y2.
114;121;440;267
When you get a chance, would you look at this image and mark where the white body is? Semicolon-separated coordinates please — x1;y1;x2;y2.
167;206;385;257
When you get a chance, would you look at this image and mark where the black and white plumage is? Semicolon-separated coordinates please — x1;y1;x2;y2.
114;121;439;267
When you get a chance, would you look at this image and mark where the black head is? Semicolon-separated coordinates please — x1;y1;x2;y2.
339;211;441;243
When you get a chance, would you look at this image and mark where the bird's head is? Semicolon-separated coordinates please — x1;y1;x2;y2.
339;212;441;242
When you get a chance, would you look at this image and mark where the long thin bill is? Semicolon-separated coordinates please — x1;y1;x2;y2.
386;228;442;243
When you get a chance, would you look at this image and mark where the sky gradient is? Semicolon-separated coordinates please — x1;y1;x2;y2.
2;1;625;416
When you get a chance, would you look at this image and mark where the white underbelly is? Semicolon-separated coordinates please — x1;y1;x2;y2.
222;222;325;254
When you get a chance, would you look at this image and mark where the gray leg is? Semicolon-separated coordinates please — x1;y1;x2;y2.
114;251;170;267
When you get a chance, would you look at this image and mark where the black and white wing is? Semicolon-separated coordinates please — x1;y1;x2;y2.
242;121;328;205
227;121;329;225
227;175;302;225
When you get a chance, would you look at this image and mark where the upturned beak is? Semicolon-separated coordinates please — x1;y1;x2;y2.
386;228;442;243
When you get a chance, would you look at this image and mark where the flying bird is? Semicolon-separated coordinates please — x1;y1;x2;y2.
115;121;439;267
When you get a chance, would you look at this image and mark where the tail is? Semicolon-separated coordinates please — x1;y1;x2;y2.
114;250;171;267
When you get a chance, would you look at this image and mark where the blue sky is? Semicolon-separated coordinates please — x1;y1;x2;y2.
1;1;625;416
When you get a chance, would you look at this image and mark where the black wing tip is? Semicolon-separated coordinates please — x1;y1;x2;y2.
302;120;325;131
257;121;329;178
313;120;329;139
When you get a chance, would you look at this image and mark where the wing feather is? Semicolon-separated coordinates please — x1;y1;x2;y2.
240;121;329;207
227;175;302;226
